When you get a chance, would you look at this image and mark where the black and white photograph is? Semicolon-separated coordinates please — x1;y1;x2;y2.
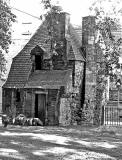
0;0;122;159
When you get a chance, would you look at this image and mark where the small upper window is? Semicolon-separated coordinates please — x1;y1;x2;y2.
31;45;44;71
35;55;42;70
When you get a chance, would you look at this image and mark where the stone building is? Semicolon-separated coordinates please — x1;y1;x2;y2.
2;13;100;126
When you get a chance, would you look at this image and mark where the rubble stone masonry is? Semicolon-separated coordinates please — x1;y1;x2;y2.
82;16;97;123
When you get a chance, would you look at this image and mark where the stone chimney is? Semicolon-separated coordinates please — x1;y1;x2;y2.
82;16;96;46
56;12;70;39
82;16;97;112
51;12;70;69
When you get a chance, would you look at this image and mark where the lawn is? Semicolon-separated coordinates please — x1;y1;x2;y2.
0;125;122;160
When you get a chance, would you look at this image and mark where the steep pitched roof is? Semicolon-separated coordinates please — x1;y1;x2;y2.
69;24;82;49
3;20;84;88
3;22;51;88
25;70;72;89
67;24;85;61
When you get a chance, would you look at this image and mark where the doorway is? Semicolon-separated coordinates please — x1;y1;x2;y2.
35;94;46;125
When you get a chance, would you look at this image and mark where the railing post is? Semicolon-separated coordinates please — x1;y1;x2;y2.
101;105;104;125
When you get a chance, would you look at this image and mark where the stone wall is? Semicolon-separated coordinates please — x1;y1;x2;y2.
59;61;84;126
59;98;71;126
59;70;72;126
66;61;84;94
74;61;84;92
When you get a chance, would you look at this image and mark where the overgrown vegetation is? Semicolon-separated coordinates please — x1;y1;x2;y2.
0;0;16;77
41;0;63;55
89;0;122;125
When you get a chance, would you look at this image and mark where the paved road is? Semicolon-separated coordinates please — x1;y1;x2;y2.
0;125;122;160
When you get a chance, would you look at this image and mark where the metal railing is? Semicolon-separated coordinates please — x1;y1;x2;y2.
103;106;122;126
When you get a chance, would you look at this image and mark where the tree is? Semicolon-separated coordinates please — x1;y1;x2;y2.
89;0;122;125
0;0;16;77
41;0;63;55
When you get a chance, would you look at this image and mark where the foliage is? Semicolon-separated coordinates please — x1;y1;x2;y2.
90;0;122;79
95;18;121;80
41;0;63;54
0;0;16;77
62;92;83;124
89;0;122;125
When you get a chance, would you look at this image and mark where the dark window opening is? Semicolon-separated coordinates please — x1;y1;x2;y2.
72;63;75;87
35;55;42;70
35;94;38;118
16;90;20;102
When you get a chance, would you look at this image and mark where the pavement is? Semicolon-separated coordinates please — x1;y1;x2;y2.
0;125;122;160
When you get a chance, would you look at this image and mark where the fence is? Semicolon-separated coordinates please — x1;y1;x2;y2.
103;106;122;126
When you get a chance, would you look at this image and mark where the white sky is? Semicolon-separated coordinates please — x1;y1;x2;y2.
10;0;94;25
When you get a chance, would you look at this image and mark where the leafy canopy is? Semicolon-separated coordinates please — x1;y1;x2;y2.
0;0;16;77
90;0;122;84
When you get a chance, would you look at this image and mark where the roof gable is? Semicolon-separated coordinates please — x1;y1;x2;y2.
3;22;51;88
3;20;84;88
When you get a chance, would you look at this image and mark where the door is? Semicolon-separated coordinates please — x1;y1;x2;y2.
35;94;46;124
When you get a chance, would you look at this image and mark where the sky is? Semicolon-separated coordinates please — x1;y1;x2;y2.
10;0;94;26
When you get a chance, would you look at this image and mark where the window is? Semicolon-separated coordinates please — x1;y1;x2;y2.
16;89;20;102
35;55;42;70
31;46;44;71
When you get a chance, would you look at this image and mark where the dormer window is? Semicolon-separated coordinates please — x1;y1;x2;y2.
31;45;44;71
